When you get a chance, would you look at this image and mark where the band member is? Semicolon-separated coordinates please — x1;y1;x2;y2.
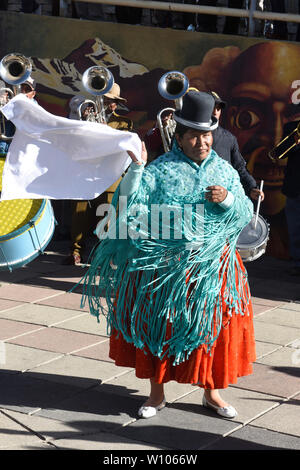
0;84;15;156
0;77;37;190
82;91;256;419
281;120;300;276
144;109;174;162
63;83;134;265
210;91;264;202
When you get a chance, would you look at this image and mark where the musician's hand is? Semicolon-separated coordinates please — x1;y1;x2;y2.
250;189;265;201
127;141;148;165
205;185;228;203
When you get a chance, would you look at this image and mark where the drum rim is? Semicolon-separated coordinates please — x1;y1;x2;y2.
237;214;269;249
0;210;55;270
0;199;47;242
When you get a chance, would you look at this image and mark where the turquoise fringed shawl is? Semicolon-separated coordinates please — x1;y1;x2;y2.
81;143;253;365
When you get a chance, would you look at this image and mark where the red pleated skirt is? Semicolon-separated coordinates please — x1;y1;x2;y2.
109;251;256;390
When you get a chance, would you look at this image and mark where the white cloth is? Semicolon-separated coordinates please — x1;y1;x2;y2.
1;94;142;200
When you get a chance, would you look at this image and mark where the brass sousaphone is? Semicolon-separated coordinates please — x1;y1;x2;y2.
0;53;32;141
157;71;190;152
78;66;114;123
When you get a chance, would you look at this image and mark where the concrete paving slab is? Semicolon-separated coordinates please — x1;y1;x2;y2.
252;303;277;316
71;339;112;361
0;283;64;303
36;291;89;312
256;346;300;371
2;408;98;442
114;404;238;450
51;433;167;450
0;318;44;341
0;298;23;312
23;271;85;293
232;363;300;398
250;279;300;302
250;394;300;436
7;325;105;354
251;297;286;308
255;307;300;328
0;303;87;327
0;343;62;373
255;340;282;359
253;319;300;346
204;425;300;450
3;409;165;449
171;386;283;424
280;302;300;312
52;311;109;336
0;372;83;414
0;268;43;284
5;443;56;450
35;387;144;434
101;370;196;403
0;410;45;449
24;355;132;388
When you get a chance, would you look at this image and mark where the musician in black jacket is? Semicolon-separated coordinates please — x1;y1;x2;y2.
210;91;264;202
281;120;300;276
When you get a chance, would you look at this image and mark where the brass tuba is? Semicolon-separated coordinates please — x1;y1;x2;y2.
0;53;32;87
157;71;189;152
268;121;300;161
0;53;33;141
79;66;114;123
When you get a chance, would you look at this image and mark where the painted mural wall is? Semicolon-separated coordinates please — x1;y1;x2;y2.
1;11;300;260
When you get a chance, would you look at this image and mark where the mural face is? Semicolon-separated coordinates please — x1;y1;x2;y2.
183;42;300;259
184;42;300;218
225;43;300;217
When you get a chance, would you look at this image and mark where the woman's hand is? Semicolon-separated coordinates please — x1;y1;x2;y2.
205;185;228;203
127;141;148;165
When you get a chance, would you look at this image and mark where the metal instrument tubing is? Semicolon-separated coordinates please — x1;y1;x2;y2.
268;122;300;161
0;245;12;272
29;221;44;254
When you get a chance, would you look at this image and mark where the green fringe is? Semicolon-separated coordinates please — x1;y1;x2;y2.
81;183;252;366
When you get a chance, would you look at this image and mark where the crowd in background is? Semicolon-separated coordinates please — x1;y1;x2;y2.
0;0;300;41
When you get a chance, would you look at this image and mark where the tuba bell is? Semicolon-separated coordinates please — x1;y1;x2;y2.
0;53;33;141
79;66;114;123
268;121;300;161
157;71;190;152
0;53;32;87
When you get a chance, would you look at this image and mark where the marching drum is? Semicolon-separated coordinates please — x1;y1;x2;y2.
236;213;269;263
0;198;55;271
0;156;5;191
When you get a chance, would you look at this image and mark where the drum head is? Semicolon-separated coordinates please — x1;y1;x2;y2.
0;199;43;237
0;156;5;192
237;214;269;249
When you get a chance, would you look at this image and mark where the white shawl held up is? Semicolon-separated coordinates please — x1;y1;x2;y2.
0;94;142;201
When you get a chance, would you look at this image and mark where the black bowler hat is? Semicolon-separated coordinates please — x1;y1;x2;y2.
174;91;218;131
210;91;226;109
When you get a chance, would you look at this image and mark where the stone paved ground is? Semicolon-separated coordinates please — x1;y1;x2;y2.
0;239;299;452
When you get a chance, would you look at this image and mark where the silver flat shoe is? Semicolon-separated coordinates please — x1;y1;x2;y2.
138;396;166;419
202;394;237;419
